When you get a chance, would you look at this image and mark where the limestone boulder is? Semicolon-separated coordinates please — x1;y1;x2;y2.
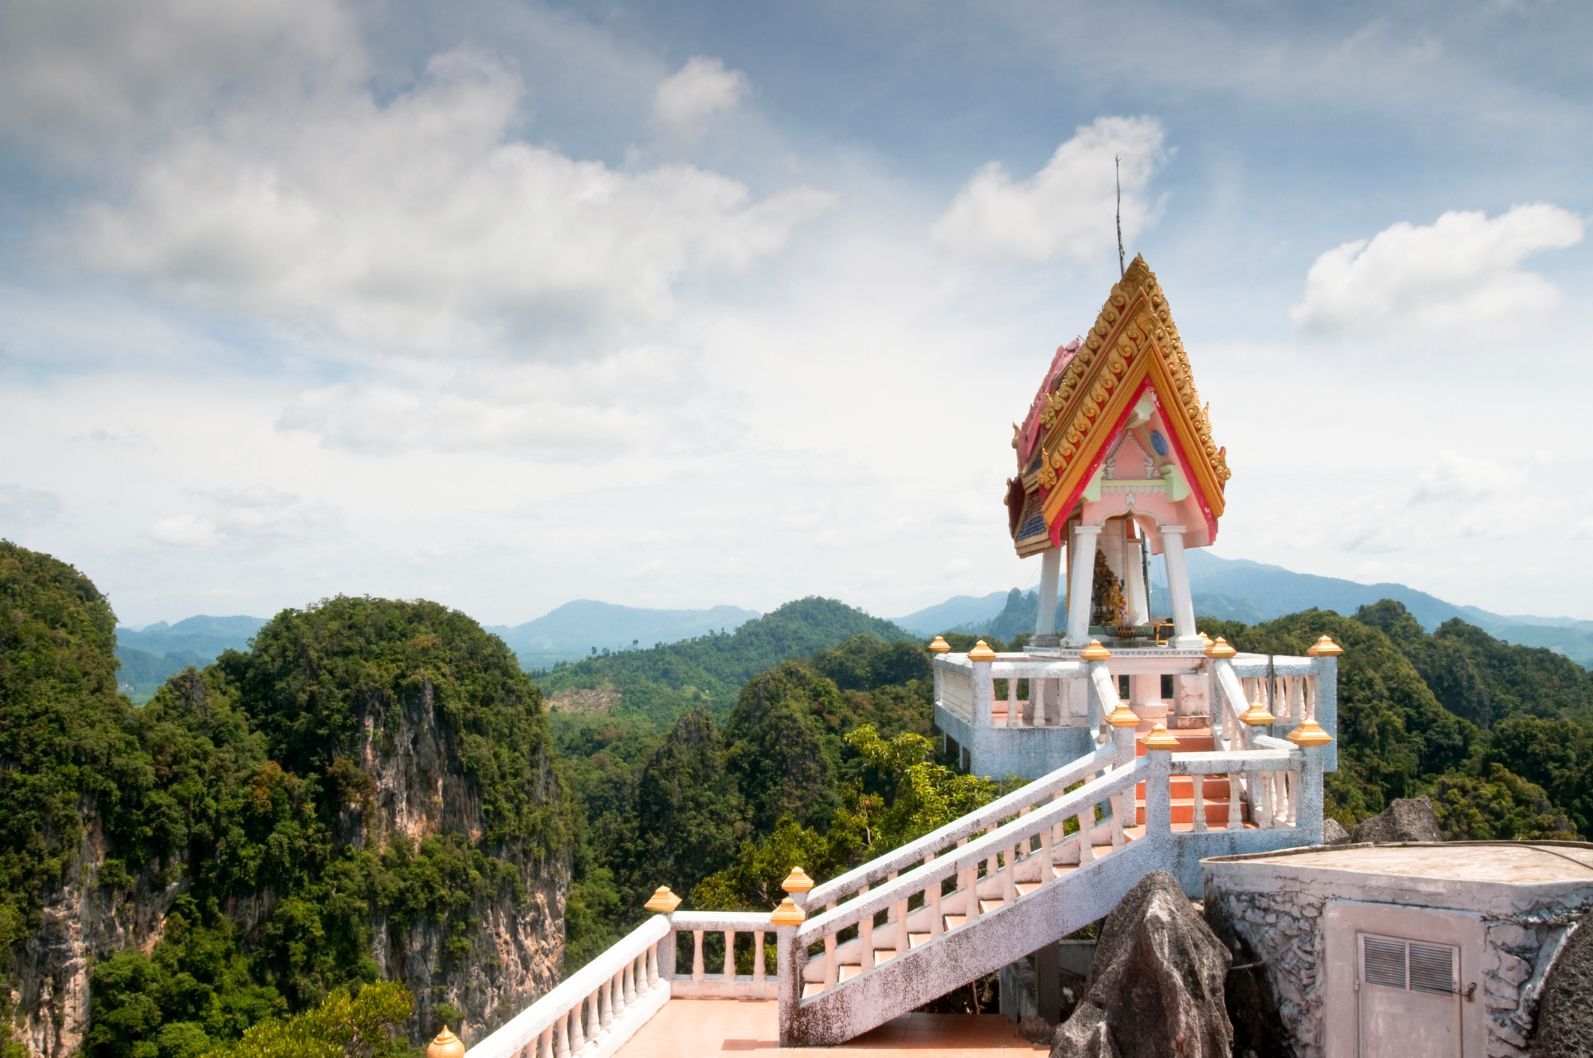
1351;796;1443;843
1321;818;1350;845
1050;871;1232;1058
1534;909;1593;1058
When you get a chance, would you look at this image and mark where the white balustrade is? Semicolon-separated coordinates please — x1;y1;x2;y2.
667;911;778;999
465;916;672;1058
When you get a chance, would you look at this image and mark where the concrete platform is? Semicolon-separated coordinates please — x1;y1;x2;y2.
613;998;1047;1056
1217;841;1593;884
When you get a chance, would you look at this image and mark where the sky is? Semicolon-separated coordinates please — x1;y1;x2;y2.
2;0;1591;628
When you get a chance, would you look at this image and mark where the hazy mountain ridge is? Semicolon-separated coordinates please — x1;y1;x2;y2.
910;551;1593;666
488;599;760;670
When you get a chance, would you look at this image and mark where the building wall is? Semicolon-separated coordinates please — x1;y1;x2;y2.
1203;855;1593;1058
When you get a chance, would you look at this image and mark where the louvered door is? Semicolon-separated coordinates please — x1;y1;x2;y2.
1356;932;1461;1057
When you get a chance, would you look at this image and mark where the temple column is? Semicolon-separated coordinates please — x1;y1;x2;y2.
1064;524;1101;647
1124;533;1149;626
1159;525;1200;649
1033;547;1061;646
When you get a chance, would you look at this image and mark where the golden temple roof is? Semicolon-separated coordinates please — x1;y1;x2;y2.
1009;256;1229;554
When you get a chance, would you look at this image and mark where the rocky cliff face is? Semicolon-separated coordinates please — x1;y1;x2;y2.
349;675;567;1038
9;821;181;1057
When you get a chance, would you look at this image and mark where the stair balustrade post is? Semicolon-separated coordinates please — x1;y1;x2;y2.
772;896;807;1047
642;887;681;985
1141;724;1177;844
1296;745;1326;844
1306;635;1342;774
969;641;996;735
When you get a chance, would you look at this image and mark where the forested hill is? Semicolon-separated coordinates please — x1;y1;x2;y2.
534;596;908;722
0;541;571;1057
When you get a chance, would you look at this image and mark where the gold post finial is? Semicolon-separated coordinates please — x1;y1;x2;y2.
771;897;806;927
428;1027;466;1058
1286;719;1334;747
781;867;814;894
1306;635;1344;657
1239;696;1275;726
928;635;951;654
967;640;997;662
1140;722;1179;751
1079;639;1112;662
1105;701;1141;728
1204;636;1237;659
643;886;682;914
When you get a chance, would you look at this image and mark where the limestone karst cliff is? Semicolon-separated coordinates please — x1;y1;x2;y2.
0;542;570;1056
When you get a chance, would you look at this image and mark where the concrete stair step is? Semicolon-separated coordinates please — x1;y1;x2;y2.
1135;801;1242;826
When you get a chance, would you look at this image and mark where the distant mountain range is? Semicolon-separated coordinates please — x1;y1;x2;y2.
890;551;1593;667
114;553;1593;702
486;600;760;671
114;602;761;702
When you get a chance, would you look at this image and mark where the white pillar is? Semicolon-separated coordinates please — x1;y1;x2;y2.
1160;526;1200;649
1034;547;1062;643
1065;524;1102;647
1124;535;1149;626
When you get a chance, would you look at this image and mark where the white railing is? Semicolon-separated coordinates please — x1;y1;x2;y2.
668;911;778;999
793;757;1145;995
805;739;1125;913
938;665;973;722
466;916;672;1058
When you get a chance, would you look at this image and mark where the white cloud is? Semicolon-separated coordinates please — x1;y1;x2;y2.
49;33;827;361
1291;204;1585;336
653;56;748;137
150;514;223;548
931;116;1170;262
277;346;737;458
0;484;63;529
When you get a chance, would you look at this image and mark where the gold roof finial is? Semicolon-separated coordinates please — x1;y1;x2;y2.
967;640;997;662
928;635;951;654
1140;723;1180;751
1306;635;1344;657
643;886;682;914
428;1027;466;1058
1079;639;1112;661
771;898;806;927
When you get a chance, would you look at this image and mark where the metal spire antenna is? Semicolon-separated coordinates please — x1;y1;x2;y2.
1115;155;1125;278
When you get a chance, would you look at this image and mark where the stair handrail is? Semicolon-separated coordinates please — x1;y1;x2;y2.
796;756;1147;946
804;741;1126;910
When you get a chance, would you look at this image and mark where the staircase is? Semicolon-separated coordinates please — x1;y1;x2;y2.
780;661;1322;1046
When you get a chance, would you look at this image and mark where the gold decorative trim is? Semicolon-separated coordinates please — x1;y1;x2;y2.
1030;256;1229;535
928;635;951;654
643;886;682;913
1079;639;1112;661
428;1027;466;1058
771;898;806;927
1140;722;1180;751
967;640;997;662
781;867;814;894
1204;636;1237;660
1286;719;1333;747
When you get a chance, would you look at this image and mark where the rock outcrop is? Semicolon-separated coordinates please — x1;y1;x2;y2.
1533;910;1593;1058
1204;892;1292;1058
1351;796;1443;843
1051;871;1232;1058
1321;818;1350;845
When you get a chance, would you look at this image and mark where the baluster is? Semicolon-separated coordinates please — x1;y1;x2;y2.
588;992;602;1038
538;1026;554;1058
1286;769;1299;826
569;1001;585;1052
859;883;874;969
620;957;634;1005
961;864;981;923
823;932;837;987
1040;822;1054;877
722;930;735;980
1258;772;1275;829
1228;775;1242;829
1007;676;1018;727
753;931;766;984
1192;771;1207;833
598;973;614;1029
692;930;705;982
646;941;659;986
893;893;909;955
1076;810;1095;863
929;874;944;933
557;1011;573;1057
1002;844;1018;902
1111;791;1126;847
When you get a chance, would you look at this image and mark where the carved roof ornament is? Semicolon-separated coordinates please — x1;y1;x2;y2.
1009;256;1230;556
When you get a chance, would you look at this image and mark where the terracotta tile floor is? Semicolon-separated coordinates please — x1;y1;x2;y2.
614;999;1047;1056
